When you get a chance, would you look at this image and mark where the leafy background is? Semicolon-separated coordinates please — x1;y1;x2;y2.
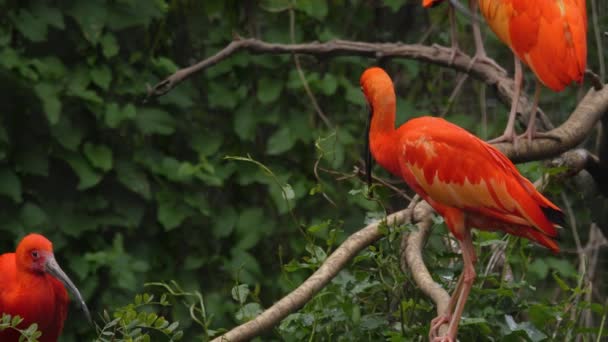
0;0;606;340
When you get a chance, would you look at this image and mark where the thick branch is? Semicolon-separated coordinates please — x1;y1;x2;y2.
403;201;450;317
212;205;417;342
495;86;608;162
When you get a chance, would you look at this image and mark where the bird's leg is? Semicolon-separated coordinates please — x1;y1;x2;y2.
433;229;477;342
518;79;561;142
429;273;465;340
447;4;464;65
465;0;506;74
488;56;523;147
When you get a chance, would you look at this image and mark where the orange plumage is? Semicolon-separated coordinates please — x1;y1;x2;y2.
360;67;563;340
0;234;90;342
478;0;587;91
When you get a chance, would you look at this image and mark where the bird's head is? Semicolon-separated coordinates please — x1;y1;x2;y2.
422;0;445;8
359;67;396;188
16;233;92;323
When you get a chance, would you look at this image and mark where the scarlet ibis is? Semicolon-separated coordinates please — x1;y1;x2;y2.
0;233;91;342
360;67;563;341
422;0;500;69
479;0;587;144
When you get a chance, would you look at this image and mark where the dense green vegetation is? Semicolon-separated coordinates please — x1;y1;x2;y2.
0;0;606;340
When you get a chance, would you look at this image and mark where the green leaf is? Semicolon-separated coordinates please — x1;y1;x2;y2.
135;108;175;135
90;65;112;90
257;77;283;104
100;33;119;58
382;0;407;12
50;116;84;150
83;143;113;171
68;2;107;44
105;102;136;128
57;150;103;190
30;3;64;29
295;0;328;19
0;168;22;203
156;192;193;231
20;203;48;227
266;126;296;155
235;303;263;322
9;9;48;42
504;315;547;342
234;99;258;141
212;206;237;238
319;73;338;95
115;160;151;200
34;83;62;124
231;284;250;304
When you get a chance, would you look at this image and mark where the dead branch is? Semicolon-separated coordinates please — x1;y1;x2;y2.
147;37;608;164
212;199;438;342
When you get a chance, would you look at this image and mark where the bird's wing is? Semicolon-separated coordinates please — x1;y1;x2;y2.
397;118;558;237
46;277;69;341
0;254;15;311
478;0;586;91
508;0;586;91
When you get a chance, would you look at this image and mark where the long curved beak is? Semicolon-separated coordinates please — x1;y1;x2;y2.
45;255;92;324
364;105;373;188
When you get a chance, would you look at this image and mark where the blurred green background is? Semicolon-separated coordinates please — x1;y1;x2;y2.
0;0;606;340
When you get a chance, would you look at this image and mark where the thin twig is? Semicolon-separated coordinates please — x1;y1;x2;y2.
590;0;605;83
288;8;332;128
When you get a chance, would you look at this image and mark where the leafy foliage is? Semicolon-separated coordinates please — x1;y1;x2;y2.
0;314;41;342
0;0;606;341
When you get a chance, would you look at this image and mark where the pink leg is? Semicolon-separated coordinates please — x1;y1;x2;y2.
429;273;464;340
465;0;505;73
518;79;561;142
445;229;476;339
447;4;464;64
487;56;523;147
431;229;477;342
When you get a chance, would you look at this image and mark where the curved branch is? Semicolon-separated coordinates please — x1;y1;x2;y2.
212;205;417;342
495;86;608;162
146;38;508;99
146;37;608;163
404;201;450;317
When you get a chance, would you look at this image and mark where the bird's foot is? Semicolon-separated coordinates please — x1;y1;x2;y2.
429;314;451;340
518;129;562;143
467;52;507;75
487;131;519;147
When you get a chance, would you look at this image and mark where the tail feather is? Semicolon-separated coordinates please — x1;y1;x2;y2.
541;205;566;228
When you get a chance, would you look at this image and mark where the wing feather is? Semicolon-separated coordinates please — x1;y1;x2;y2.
398;117;559;237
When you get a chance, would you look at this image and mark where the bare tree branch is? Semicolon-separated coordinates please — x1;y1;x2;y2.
494;86;608;163
146;37;608;164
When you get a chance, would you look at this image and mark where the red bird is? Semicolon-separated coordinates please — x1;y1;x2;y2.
0;234;91;342
479;0;587;143
360;67;563;341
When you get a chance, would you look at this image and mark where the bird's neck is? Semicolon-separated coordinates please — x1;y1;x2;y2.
369;102;401;177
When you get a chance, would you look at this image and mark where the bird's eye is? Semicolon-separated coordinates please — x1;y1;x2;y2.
31;250;39;259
